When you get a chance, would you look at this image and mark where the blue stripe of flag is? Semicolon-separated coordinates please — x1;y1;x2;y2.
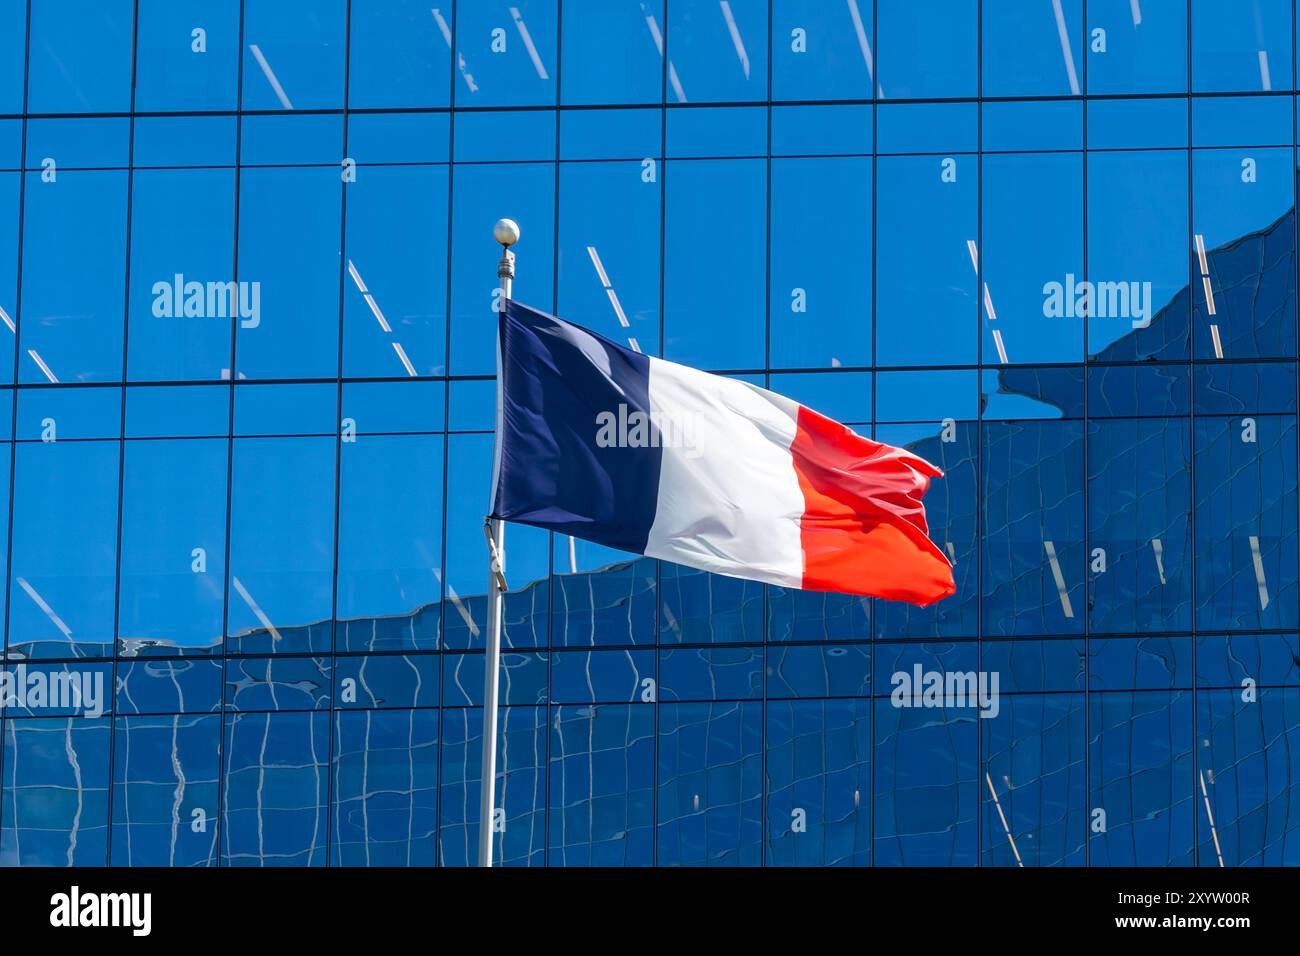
492;299;662;555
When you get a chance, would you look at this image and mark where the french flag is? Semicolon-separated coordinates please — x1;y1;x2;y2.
491;301;955;606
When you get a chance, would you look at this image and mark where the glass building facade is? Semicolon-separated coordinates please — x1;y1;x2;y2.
0;0;1299;867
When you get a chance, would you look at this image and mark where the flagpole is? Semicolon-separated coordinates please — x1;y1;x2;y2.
479;218;518;867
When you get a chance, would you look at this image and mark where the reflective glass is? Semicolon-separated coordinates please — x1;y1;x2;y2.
27;0;133;114
111;715;221;866
1086;0;1188;94
2;0;1298;870
561;1;664;105
136;0;240;111
127;168;237;383
1192;0;1292;93
772;0;876;101
222;711;329;865
226;437;336;654
348;0;453;109
669;0;769;103
983;0;1083;97
241;0;346;111
665;159;765;369
452;1;557;108
0;3;24;115
1;718;111;865
657;702;763;865
983;152;1083;365
336;435;444;651
549;704;655;865
557;162;660;356
981;693;1085;866
1087;150;1189;361
878;0;976;98
770;157;870;369
235;168;342;380
1191;146;1295;360
9;441;119;659
331;709;438;865
874;698;977;865
119;438;228;656
1089;691;1194;865
876;155;976;367
19;170;128;384
343;166;449;378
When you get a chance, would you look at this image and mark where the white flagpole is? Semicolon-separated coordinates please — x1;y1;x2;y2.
479;218;518;867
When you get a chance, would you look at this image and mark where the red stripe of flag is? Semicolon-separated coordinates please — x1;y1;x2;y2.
789;405;956;606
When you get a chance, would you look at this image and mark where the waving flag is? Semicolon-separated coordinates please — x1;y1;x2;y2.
491;300;955;606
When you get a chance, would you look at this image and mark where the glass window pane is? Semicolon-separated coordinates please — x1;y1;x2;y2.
981;693;1085;866
983;0;1083;97
1087;150;1189;361
771;157;871;369
1086;0;1187;94
548;703;654;865
452;0;557;107
0;3;26;114
657;701;763;865
242;0;346;111
1;718;111;865
669;0;768;103
561;0;663;105
983;420;1085;637
136;0;240;111
558;162;660;355
1192;0;1291;93
875;421;979;638
128;168;236;382
221;711;329;866
1191;146;1295;360
337;435;443;651
19;170;128;384
766;699;870;866
1194;415;1298;631
1088;691;1194;865
227;437;336;654
773;0;876;101
983;151;1083;365
235;167;342;380
343;166;448;377
878;0;976;98
331;709;438;865
874;698;977;865
111;715;221;866
665;159;765;369
9;440;119;659
348;0;452;109
877;155;977;366
1088;418;1192;633
1196;688;1300;866
0;171;16;385
120;438;228;656
27;0;133;113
